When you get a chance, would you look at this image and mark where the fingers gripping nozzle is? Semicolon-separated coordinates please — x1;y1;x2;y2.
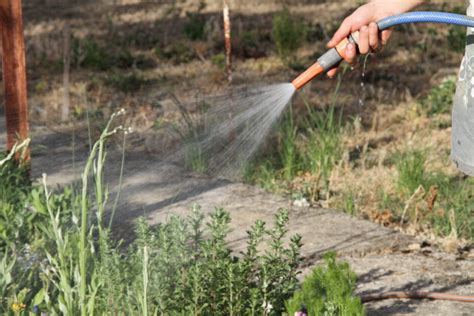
319;31;360;71
291;31;359;90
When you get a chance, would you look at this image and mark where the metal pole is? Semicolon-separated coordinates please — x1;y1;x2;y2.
0;0;29;160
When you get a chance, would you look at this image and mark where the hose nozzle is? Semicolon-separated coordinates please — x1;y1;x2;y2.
292;32;359;90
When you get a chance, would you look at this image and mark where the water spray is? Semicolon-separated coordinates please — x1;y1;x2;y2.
292;11;474;90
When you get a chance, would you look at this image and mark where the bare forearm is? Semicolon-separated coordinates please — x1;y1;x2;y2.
368;0;425;15
326;0;425;77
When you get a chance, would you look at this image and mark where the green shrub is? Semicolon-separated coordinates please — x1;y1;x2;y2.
155;42;195;64
241;31;259;50
272;8;306;61
183;12;206;41
71;37;136;71
286;252;364;316
79;39;110;70
419;77;456;116
105;72;149;93
211;53;226;70
448;25;466;53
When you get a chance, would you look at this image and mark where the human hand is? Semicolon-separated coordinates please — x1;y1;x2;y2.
326;0;423;78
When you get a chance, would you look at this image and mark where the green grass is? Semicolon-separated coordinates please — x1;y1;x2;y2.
448;25;466;53
72;37;136;71
303;103;343;193
105;72;150;93
418;76;456;117
183;12;207;41
428;174;474;239
169;95;210;173
394;149;428;197
378;148;473;239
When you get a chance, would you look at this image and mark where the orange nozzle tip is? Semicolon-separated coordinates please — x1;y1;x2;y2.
291;62;324;90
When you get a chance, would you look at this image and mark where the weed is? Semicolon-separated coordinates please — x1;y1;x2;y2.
211;53;226;70
247;71;344;201
72;37;135;71
419;76;456;116
75;38;109;70
272;8;306;62
337;191;357;216
377;188;403;213
394;149;427;196
279;108;301;181
382;149;473;239
428;175;474;239
448;25;466;53
246;160;281;192
286;252;364;316
183;12;207;41
167;94;214;173
105;72;149;93
155;42;195;64
303;104;342;192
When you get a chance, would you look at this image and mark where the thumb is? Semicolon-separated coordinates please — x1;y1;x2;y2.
327;18;353;48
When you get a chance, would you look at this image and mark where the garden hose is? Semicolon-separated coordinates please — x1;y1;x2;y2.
292;11;474;89
360;291;474;304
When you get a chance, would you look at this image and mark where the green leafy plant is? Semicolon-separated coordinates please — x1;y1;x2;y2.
211;53;226;70
448;25;466;53
155;41;195;64
272;8;306;62
286;252;364;316
106;72;149;93
71;37;135;71
419;76;456;116
184;12;207;41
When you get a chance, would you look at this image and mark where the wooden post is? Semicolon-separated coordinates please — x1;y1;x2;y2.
62;22;71;122
223;0;232;84
0;0;29;160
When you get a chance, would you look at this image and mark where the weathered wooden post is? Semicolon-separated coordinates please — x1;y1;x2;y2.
0;0;30;160
223;0;232;84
